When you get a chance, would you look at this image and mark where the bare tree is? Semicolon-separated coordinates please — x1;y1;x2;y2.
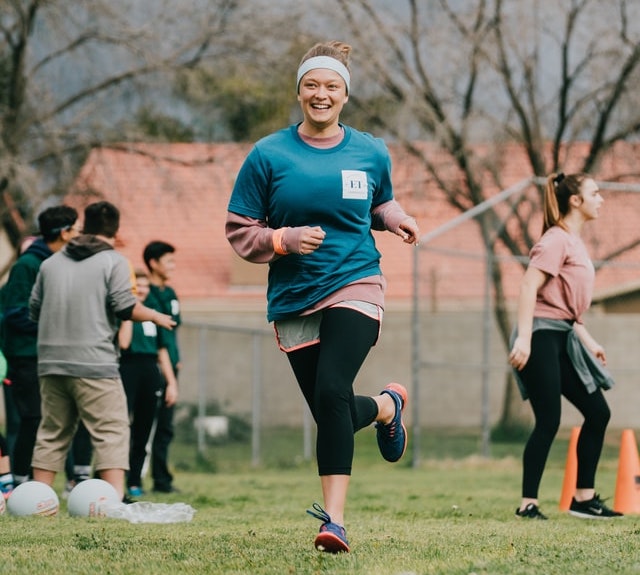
328;0;640;431
174;10;310;141
0;0;244;226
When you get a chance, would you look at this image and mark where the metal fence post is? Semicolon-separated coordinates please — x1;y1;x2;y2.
480;249;493;457
412;178;532;463
197;325;208;455
251;331;262;467
411;244;421;468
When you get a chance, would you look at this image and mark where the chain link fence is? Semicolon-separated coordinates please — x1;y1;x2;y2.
171;178;640;467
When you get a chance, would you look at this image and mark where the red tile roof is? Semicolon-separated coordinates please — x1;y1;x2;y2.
66;141;640;310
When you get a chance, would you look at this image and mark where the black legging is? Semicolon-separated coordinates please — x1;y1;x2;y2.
286;307;379;476
520;329;611;498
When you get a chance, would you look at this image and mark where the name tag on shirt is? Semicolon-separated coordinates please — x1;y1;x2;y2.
341;170;368;200
142;321;157;337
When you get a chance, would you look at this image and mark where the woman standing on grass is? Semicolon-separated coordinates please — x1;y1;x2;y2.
225;40;419;553
509;172;621;520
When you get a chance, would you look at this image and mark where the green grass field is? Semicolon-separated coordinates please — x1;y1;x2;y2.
2;427;639;575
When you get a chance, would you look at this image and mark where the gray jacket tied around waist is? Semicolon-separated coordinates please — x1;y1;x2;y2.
510;317;615;400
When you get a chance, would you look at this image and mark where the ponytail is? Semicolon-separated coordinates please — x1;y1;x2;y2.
542;172;589;233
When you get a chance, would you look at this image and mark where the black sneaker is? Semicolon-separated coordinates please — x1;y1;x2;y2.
515;503;547;519
152;485;181;494
568;494;623;519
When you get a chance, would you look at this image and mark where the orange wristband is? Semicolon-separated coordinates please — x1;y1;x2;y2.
272;228;287;255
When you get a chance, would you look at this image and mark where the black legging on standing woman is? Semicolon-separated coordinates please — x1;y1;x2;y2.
520;329;611;498
286;307;380;476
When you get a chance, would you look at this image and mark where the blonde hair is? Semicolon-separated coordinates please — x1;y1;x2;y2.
134;267;148;280
299;41;352;72
542;172;591;233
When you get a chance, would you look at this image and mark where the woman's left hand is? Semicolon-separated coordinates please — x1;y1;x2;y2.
396;218;420;245
574;323;607;366
589;343;607;366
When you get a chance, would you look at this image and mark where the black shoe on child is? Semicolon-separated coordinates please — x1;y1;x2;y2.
515;503;548;520
152;485;181;494
568;494;623;519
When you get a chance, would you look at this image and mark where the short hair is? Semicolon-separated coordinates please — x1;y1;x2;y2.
38;205;78;243
134;267;149;280
143;240;176;270
83;201;120;238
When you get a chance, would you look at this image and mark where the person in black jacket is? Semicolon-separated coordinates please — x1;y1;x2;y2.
1;205;79;485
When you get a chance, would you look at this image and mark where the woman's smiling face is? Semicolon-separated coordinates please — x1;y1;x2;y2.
297;68;349;133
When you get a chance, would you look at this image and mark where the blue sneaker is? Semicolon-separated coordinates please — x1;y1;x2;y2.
128;486;144;497
0;473;15;500
375;383;408;462
306;503;350;553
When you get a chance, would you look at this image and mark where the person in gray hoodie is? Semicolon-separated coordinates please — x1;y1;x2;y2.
29;201;176;500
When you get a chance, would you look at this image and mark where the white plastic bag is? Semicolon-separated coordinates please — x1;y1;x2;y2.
102;501;196;523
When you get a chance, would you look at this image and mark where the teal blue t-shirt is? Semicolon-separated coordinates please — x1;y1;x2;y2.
228;124;394;322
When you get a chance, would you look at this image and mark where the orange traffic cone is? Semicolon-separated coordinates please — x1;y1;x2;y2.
613;429;640;514
559;426;580;511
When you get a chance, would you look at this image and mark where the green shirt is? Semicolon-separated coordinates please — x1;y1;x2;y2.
120;291;166;356
149;283;180;370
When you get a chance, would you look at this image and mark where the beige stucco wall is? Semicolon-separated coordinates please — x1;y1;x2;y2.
172;308;640;430
2;308;638;431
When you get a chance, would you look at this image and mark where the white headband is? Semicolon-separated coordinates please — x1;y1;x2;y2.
296;56;351;94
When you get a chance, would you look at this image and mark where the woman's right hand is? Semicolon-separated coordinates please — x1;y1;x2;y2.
509;336;531;371
284;226;326;255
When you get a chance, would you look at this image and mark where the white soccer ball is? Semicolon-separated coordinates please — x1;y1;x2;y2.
67;479;120;517
6;481;59;516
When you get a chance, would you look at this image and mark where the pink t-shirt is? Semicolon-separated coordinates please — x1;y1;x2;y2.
529;226;595;323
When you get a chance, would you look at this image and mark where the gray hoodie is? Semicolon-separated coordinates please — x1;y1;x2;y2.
30;235;137;378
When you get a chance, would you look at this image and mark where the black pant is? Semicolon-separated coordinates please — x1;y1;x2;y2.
7;356;40;478
1;378;21;466
0;433;8;458
120;354;162;488
152;372;177;491
519;329;611;498
286;307;379;476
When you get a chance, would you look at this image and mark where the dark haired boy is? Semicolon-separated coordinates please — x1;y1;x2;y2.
143;241;181;493
1;205;80;485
